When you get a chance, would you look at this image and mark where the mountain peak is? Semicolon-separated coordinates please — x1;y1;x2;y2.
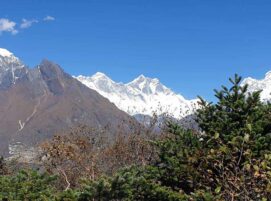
130;74;159;84
0;48;22;67
137;74;146;79
90;72;115;86
0;48;13;57
38;59;67;81
0;48;25;89
127;74;170;95
92;72;110;79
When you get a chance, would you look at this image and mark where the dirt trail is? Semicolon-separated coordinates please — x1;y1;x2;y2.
18;90;48;132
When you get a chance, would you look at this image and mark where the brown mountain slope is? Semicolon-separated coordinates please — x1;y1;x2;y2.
0;59;137;156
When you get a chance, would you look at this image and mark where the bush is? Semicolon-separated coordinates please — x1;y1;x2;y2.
0;170;56;200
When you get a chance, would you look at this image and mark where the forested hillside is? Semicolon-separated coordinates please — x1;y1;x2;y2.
0;75;270;201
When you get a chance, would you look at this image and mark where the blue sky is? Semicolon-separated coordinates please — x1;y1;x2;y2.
0;0;271;101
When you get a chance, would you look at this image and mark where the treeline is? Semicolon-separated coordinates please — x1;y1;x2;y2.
0;75;271;200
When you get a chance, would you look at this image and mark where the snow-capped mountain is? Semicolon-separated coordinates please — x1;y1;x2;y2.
76;72;200;119
0;48;27;89
242;71;271;102
0;48;24;67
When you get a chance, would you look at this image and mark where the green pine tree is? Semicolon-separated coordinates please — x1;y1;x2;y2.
197;74;271;153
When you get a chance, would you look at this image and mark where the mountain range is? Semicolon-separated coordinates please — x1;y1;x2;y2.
76;71;271;121
0;47;270;156
75;73;200;120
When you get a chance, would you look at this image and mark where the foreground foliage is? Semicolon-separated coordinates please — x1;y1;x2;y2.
0;75;270;200
0;170;56;200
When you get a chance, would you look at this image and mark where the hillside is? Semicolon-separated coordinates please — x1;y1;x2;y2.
0;48;137;156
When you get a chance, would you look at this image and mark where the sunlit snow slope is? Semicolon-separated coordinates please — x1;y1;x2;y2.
242;71;271;102
76;73;200;119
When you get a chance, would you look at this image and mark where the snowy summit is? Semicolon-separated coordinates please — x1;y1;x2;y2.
0;48;22;66
0;48;25;88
